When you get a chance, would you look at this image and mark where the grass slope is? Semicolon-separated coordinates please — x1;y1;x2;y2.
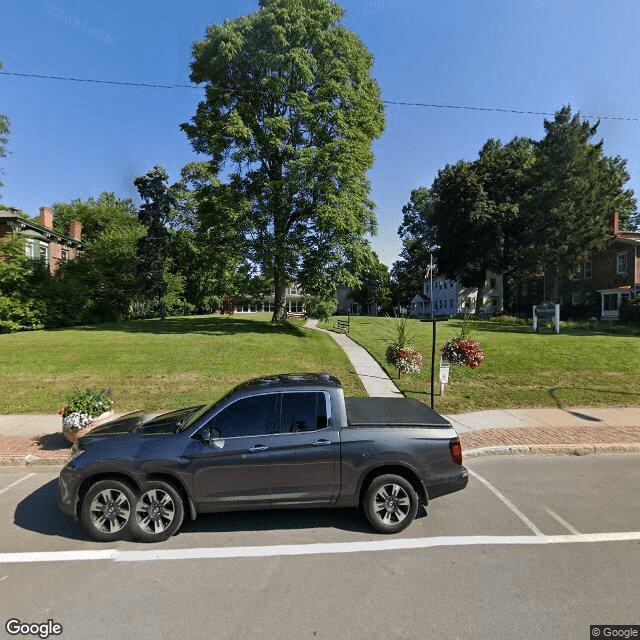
0;314;365;414
322;316;640;413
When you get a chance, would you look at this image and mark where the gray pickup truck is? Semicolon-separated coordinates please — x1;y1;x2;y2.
58;373;468;542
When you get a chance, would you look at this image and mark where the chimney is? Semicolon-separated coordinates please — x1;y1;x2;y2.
610;211;620;236
69;220;83;241
39;206;54;230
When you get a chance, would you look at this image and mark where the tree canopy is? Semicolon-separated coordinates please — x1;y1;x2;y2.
394;106;636;311
524;106;636;300
182;0;385;323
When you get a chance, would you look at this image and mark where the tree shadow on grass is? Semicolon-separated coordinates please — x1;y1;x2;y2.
70;315;306;338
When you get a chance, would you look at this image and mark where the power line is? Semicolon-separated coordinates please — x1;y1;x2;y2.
0;71;196;90
3;70;640;123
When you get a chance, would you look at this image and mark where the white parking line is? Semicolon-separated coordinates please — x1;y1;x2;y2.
544;507;581;535
0;473;35;496
467;469;544;537
1;532;640;564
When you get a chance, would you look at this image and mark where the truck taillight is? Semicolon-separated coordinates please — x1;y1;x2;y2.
449;440;462;465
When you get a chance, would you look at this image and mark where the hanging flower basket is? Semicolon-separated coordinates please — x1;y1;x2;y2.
441;337;485;368
385;346;423;378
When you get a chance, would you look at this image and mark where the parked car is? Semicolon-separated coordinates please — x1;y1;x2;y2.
58;373;468;542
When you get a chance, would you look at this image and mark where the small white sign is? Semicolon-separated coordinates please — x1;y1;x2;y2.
439;362;450;384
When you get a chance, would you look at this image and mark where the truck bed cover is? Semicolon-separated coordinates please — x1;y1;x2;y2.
344;397;451;428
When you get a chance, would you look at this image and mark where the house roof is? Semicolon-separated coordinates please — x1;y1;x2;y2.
0;211;81;248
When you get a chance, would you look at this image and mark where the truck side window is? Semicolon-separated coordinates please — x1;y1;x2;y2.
212;394;277;438
280;392;328;433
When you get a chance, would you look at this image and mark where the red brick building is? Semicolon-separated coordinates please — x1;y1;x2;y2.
516;212;640;320
0;206;82;274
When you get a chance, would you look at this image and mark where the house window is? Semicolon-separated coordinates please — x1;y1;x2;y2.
61;249;69;261
450;299;454;309
584;260;592;279
25;241;35;258
39;245;48;261
603;293;618;312
617;252;628;276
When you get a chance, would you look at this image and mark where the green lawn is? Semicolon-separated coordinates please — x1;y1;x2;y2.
0;314;365;414
321;315;640;413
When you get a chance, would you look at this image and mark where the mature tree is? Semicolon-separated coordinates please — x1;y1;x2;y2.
348;251;392;315
393;188;438;308
0;234;45;332
429;160;498;314
525;105;636;300
181;0;385;323
52;192;141;241
474;136;535;309
134;166;177;320
0;62;10;195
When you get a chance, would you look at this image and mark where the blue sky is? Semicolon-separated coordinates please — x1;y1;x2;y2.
2;0;640;267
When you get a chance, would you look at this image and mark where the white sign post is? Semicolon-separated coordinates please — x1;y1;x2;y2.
439;358;450;396
533;302;560;334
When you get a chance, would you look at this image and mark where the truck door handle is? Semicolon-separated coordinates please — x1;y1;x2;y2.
249;444;269;453
313;439;332;446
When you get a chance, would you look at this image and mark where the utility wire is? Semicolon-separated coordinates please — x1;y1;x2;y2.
2;70;640;123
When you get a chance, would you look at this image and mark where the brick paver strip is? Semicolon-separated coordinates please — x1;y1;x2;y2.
460;424;640;450
1;423;640;465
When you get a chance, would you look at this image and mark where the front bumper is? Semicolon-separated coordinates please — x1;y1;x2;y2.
57;465;82;519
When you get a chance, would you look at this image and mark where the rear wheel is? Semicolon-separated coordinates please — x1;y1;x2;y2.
130;481;184;543
363;474;418;534
81;480;135;542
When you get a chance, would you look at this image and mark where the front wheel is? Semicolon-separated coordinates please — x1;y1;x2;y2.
363;474;418;534
130;481;184;543
81;479;135;542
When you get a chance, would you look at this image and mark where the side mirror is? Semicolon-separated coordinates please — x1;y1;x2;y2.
198;427;220;446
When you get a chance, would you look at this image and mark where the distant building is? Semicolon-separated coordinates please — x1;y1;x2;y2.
234;284;305;314
411;272;503;316
0;206;82;274
515;212;640;320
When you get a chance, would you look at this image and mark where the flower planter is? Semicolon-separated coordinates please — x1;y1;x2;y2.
62;411;114;444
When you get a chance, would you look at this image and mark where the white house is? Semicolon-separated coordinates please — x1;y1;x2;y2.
411;272;504;316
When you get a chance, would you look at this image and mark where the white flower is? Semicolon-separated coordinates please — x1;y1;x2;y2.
62;412;92;433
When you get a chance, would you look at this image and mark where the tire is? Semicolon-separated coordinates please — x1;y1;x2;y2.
130;481;184;543
363;474;418;534
81;479;135;542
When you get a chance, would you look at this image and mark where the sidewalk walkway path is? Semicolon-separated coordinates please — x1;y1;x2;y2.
0;320;639;464
305;317;402;398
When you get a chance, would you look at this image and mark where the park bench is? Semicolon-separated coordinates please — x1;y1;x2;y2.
334;319;350;333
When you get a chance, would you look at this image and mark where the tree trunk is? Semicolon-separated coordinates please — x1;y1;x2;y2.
475;285;485;315
272;259;288;324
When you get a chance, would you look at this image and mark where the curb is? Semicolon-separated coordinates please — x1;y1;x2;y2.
2;443;640;468
464;443;640;459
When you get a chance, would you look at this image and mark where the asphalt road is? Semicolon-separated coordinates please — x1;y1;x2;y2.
1;454;639;640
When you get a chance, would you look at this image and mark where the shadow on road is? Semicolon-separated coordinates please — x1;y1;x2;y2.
13;479;426;540
14;479;89;541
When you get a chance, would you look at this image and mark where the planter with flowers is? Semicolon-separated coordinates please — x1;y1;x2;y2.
385;315;423;378
60;389;114;443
